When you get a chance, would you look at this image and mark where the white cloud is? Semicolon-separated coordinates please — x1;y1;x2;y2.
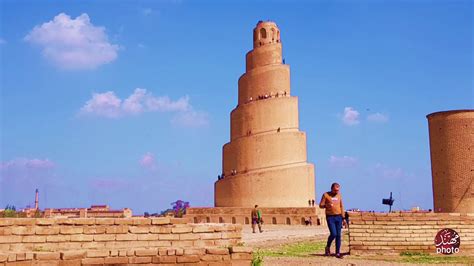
367;113;389;123
79;88;208;127
171;110;209;128
0;158;55;171
146;95;189;112
123;88;147;114
80;91;122;118
139;152;156;170
342;107;360;126
24;13;119;70
329;155;358;168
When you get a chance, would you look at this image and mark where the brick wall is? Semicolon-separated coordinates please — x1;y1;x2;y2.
185;207;318;225
0;217;252;265
349;212;474;255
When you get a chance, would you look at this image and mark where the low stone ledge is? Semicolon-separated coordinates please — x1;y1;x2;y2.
349;212;474;255
0;246;253;265
0;218;251;265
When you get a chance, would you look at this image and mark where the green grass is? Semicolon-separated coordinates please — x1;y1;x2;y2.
252;241;326;266
398;251;473;264
251;232;349;265
252;241;474;265
258;241;326;258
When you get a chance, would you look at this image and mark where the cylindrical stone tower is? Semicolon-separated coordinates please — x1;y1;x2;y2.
214;21;316;207
427;110;474;213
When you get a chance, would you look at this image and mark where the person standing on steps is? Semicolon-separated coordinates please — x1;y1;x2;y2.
319;182;347;259
251;205;263;233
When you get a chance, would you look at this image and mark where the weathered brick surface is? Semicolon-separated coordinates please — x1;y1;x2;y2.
60;250;86;260
151;217;171;225
34;252;60;260
206;247;229;255
177;255;200;263
134;248;157;256
11;227;35;236
70;234;93;242
35;227;59;235
104;256;128;264
171;226;193;234
349;212;474;254
83;226;106;234
129;226;151;234
0;218;251;265
59;227;82;235
22;236;46;243
129;256;152;263
81;257;104;264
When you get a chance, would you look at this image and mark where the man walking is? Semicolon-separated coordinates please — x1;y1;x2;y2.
319;183;347;258
251;205;263;233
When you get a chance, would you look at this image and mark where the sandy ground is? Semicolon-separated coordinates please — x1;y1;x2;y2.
241;225;468;266
242;224;330;247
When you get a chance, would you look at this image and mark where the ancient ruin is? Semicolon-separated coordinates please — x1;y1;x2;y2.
427;110;474;213
186;21;318;225
214;21;316;207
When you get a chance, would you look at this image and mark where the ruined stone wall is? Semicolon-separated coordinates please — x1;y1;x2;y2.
185;207;318;226
349;212;474;255
0;218;252;265
427;110;474;213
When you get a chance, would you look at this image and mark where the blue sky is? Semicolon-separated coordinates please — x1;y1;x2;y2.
1;0;472;214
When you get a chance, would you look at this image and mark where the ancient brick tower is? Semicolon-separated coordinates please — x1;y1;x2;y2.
427;110;474;213
214;21;316;207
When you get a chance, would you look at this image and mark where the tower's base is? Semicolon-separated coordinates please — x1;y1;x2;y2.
215;163;315;207
184;207;322;226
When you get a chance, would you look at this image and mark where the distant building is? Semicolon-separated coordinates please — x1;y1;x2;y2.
44;205;132;218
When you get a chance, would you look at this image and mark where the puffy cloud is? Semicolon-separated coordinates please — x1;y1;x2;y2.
342;107;360;126
80;91;122;118
329;155;358;168
79;88;208;127
123;88;147;114
171;110;209;128
24;13;119;70
367;113;389;123
0;158;55;171
145;95;189;112
139;152;156;170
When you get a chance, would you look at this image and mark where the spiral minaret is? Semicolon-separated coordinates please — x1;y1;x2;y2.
214;21;316;207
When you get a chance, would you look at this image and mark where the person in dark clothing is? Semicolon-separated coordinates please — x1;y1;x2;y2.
344;211;349;229
251;205;263;233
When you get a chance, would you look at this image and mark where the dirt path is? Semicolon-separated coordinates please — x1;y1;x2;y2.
242;225;330;248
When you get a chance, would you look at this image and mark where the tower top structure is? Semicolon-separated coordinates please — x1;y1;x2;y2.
253;21;281;48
